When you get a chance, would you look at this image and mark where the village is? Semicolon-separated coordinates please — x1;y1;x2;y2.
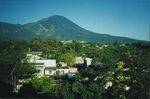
0;39;148;98
15;40;107;92
15;40;130;94
25;40;107;77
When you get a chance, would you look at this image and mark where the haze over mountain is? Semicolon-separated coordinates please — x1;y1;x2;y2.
0;15;142;43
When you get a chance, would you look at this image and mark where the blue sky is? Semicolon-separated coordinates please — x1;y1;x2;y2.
0;0;149;41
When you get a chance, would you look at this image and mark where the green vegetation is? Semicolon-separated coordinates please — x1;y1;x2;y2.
59;53;75;67
17;76;57;98
30;77;56;93
0;39;149;98
0;40;37;97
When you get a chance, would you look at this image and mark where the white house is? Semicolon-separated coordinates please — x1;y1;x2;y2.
26;52;80;77
35;59;56;67
26;53;57;76
34;59;56;76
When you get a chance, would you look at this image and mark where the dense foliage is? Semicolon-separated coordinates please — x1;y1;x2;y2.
0;40;37;97
0;39;149;99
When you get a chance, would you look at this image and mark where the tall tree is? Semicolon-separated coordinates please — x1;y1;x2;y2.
59;53;75;67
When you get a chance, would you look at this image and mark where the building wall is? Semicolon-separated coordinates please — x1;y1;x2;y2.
85;58;92;66
44;68;70;76
35;60;56;67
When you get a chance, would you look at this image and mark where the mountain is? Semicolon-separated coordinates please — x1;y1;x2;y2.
0;15;142;43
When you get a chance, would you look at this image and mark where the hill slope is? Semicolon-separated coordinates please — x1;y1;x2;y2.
0;15;141;43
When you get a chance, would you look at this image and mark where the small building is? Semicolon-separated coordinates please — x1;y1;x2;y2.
33;59;56;76
26;53;57;76
35;59;56;67
26;52;78;77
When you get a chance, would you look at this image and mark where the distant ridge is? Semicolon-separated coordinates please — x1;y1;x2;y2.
0;15;143;43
